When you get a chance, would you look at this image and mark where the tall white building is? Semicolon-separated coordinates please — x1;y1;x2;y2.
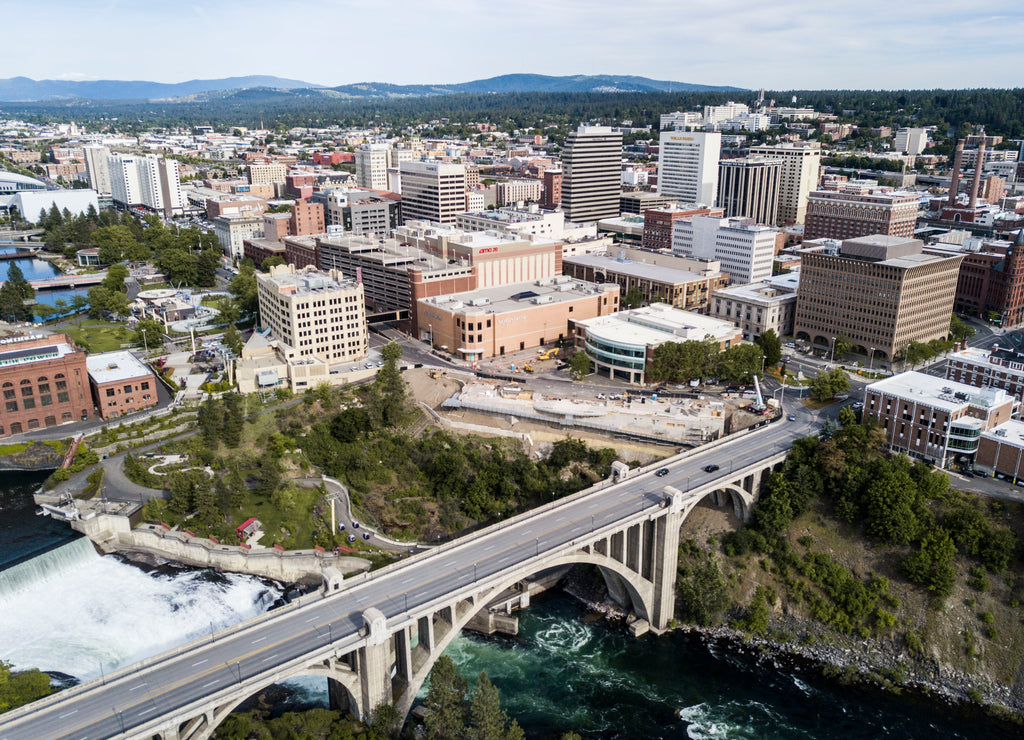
657;130;721;205
703;102;749;125
355;143;392;190
399;160;467;225
660;111;703;130
894;128;929;156
672;215;777;284
750;141;821;225
561;125;623;223
108;154;184;216
82;145;111;196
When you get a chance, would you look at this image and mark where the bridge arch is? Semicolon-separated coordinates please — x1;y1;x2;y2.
393;547;656;718
176;660;363;740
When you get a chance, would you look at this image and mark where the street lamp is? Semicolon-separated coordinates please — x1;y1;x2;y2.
868;347;875;373
141;328;148;354
428;323;433;348
829;336;837;365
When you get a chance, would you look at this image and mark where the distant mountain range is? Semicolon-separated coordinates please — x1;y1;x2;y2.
0;74;744;102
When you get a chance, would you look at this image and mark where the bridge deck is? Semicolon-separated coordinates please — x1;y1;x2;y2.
0;415;813;740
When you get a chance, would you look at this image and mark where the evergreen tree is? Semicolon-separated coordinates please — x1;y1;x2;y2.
467;672;507;740
6;263;34;300
425;655;467;740
223;324;244;356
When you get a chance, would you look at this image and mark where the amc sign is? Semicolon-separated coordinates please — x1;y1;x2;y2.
478;247;499;254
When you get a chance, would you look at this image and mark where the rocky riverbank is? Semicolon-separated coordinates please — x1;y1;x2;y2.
559;565;1023;730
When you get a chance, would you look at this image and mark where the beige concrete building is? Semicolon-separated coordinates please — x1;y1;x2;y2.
710;281;798;342
247;163;288;186
716;157;782;226
749;141;821;224
863;371;1015;468
794;236;964;361
399;161;467;225
214;213;264;260
417;277;619;361
562;253;728;311
495;179;543;206
256;264;368;362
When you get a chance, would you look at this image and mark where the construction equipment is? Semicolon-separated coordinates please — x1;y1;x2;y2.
751;375;768;414
538;347;560;361
523;364;534;373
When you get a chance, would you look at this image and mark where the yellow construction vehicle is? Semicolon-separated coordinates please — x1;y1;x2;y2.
523;364;534;373
538;347;560;361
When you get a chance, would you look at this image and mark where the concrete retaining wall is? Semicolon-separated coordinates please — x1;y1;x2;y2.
73;514;370;583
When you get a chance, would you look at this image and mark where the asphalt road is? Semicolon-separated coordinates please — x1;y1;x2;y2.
0;414;817;740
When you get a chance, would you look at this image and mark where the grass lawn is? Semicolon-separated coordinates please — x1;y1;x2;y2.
65;320;136;353
236;484;321;549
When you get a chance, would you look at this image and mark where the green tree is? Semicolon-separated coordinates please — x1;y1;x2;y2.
755;329;783;368
467;671;508;740
364;342;409;428
568;351;592;380
621;286;645;309
229;260;259;316
196;249;220;287
903;528;957;598
92;224;144;264
0;660;54;711
677;557;730;626
425;655;467;740
132;318;164;350
5;263;34;301
223;323;244;356
809;368;850;401
0;281;31;322
949;315;975;344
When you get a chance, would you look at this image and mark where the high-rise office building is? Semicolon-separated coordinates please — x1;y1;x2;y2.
109;154;142;208
355;143;392;190
894;128;929;156
716;157;782;225
561;125;622;222
794;236;963;360
657;131;721;205
399;161;467;225
108;154;183;216
82;145;111;196
749;141;821;224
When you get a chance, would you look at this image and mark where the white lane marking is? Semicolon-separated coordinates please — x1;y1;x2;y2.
483;544;495;552
261;654;278;663
203;680;218;688
129;683;146;692
305;616;318;623
251;637;267;644
400;577;414;584
140;706;156;715
59;709;78;718
192;659;208;667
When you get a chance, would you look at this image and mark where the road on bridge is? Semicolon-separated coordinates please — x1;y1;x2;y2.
0;413;819;740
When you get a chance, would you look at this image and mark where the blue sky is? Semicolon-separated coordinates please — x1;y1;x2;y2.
2;0;1023;89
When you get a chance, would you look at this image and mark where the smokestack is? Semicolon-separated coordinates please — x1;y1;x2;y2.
947;140;964;206
968;140;987;209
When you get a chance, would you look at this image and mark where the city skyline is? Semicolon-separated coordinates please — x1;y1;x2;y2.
2;0;1023;91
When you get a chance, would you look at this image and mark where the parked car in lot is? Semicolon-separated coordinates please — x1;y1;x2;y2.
788;413;797;421
655;468;669;477
704;464;720;473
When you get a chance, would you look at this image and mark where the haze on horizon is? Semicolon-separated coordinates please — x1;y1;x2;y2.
2;0;1023;91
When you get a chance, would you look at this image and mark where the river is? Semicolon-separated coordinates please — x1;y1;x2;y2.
0;249;88;314
0;478;1013;738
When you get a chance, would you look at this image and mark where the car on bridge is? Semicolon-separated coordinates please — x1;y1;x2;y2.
703;464;720;473
655;468;669;477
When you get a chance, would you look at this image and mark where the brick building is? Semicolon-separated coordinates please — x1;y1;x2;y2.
925;230;1024;326
289;199;325;237
642;205;723;251
804;182;919;241
0;333;92;437
86;351;158;420
863;371;1015;468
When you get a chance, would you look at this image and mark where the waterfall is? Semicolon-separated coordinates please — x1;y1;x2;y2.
0;536;98;601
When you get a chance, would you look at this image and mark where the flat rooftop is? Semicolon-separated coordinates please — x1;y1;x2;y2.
420;276;613;315
260;265;360;294
713;281;798;303
575;304;739;348
86;351;152;384
866;371;1011;412
564;254;712;284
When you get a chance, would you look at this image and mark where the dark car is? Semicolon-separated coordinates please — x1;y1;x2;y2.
351;520;359;529
362;532;371;540
655;468;670;477
347;534;356;543
704;464;720;473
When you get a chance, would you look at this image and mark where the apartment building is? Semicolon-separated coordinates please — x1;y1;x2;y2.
641;205;723;251
561;126;623;223
82;145;111;195
945;334;1024;403
794;236;963;360
355;143;392;190
749;141;821;225
495;179;542;206
863;371;1014;467
247;163;288;186
256;264;368;362
312;189;400;236
108;154;184;216
213;213;265;260
804;182;919;241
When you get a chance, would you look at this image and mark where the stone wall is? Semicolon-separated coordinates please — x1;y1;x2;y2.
72;514;371;584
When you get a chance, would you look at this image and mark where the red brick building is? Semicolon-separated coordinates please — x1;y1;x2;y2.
0;333;92;437
86;351;158;420
642;205;723;251
804;184;919;242
541;170;562;210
